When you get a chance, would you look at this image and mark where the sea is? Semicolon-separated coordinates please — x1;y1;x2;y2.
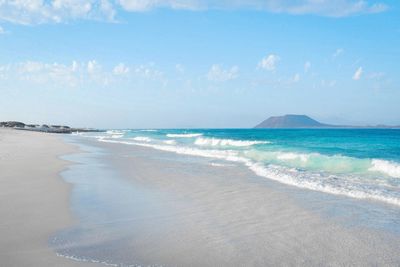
83;128;400;207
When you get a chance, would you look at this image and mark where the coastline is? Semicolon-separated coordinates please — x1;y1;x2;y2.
0;129;100;267
53;135;400;266
2;128;399;266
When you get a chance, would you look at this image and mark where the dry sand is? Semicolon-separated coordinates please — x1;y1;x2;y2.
0;129;100;267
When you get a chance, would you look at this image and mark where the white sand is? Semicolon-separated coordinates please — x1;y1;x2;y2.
0;129;100;267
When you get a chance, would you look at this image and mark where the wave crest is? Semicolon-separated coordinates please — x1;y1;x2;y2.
276;152;309;162
194;137;269;147
248;163;400;206
95;136;400;207
166;133;203;138
369;159;400;178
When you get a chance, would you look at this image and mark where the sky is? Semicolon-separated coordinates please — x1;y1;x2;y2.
0;0;399;128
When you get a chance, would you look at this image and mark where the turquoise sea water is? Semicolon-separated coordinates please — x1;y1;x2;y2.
79;129;400;207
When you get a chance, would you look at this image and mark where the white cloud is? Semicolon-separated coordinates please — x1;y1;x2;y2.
304;61;311;73
207;64;239;82
0;60;114;87
258;54;280;71
18;61;44;73
116;0;388;17
117;0;155;11
99;0;117;20
0;25;5;34
134;63;164;80
0;0;388;25
113;63;130;75
71;60;79;72
353;67;363;80
0;59;169;87
267;1;388;17
87;60;101;74
0;0;116;25
117;0;202;11
14;61;81;86
333;48;344;58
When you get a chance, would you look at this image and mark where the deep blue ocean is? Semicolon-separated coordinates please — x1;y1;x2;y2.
79;129;400;207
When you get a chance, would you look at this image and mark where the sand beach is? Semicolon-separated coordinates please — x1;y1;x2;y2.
0;129;100;267
1;128;400;266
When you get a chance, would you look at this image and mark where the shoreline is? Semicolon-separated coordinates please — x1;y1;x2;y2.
0;129;100;267
54;135;400;266
2;128;400;266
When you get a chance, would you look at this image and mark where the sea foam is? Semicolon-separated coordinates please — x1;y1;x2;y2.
106;130;125;139
166;133;203;138
276;152;309;162
194;137;269;147
132;136;152;142
247;163;400;206
96;137;400;207
369;159;400;178
164;140;177;145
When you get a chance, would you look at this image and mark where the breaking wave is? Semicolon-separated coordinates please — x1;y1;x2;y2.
194;137;270;147
166;133;203;138
96;137;400;207
105;130;125;139
369;159;400;178
163;140;177;145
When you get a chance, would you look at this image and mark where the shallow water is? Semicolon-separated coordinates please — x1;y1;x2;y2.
52;139;178;266
50;135;400;266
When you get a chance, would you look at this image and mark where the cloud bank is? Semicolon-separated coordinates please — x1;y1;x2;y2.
117;0;388;17
0;0;389;25
0;60;165;88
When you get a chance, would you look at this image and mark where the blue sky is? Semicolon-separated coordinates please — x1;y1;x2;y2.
0;0;399;128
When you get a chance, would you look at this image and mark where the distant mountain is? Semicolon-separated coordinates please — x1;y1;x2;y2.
254;114;400;129
254;115;332;128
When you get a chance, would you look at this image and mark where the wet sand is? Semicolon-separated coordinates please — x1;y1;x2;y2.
0;129;100;267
